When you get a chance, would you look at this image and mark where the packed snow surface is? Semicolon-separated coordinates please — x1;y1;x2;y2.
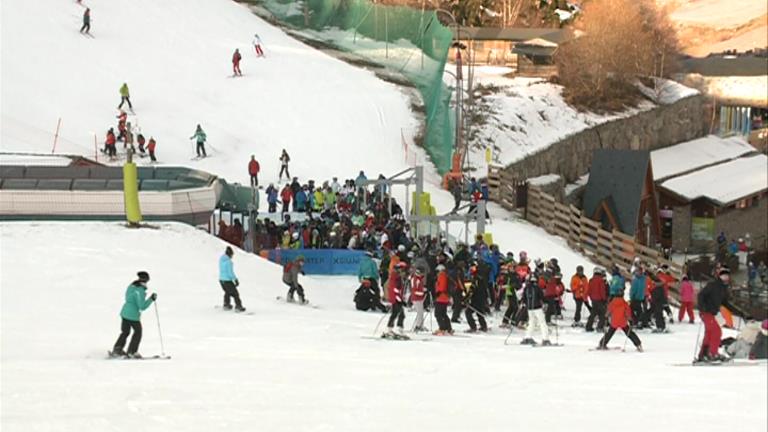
660;153;768;205
1;222;767;432
0;0;418;185
651;134;757;181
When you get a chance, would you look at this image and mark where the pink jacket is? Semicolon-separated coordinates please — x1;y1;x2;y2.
679;280;695;302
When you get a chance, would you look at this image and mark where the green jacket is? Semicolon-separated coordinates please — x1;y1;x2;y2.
119;84;130;97
190;129;206;143
358;256;378;281
119;282;154;321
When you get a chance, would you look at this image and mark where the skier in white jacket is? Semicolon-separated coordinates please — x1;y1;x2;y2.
253;33;264;57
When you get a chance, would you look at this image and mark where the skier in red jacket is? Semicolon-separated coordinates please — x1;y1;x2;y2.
248;155;260;187
232;49;242;76
147;137;157;162
279;184;292;214
585;267;608;332
596;289;643;351
410;269;427;332
385;262;408;337
434;264;453;335
104;128;117;158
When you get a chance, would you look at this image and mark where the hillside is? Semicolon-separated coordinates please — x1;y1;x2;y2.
0;0;417;185
658;0;768;56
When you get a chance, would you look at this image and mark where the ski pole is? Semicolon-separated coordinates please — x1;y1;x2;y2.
373;311;389;337
154;300;166;357
622;323;632;352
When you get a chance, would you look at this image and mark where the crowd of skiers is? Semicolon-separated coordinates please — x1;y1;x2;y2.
352;231;752;360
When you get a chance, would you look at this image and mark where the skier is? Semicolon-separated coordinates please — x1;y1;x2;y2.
136;133;146;155
190;124;207;158
678;275;695;323
650;273;668;333
608;265;625;298
585;267;608;332
252;33;264;57
118;83;133;111
116;110;128;141
279;184;292;213
596;288;643;351
385;262;408;337
500;264;520;328
104;128;117;158
543;273;564;324
410;268;428;332
219;246;245;312
354;279;386;312
110;271;156;358
265;183;278;213
357;250;380;298
450;178;462;213
433;264;454;335
278;149;290;181
248;155;260;187
570;265;589;326
80;8;91;34
147;137;157;162
282;255;306;303
629;267;647;328
465;267;489;333
697;266;733;362
520;274;551;345
232;48;242;77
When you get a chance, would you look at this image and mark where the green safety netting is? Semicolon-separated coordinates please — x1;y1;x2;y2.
255;0;455;174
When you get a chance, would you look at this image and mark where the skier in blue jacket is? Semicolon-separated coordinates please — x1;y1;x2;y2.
111;271;156;358
608;266;625;298
219;246;245;312
629;268;648;328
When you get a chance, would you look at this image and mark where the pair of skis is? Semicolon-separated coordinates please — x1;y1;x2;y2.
106;351;170;360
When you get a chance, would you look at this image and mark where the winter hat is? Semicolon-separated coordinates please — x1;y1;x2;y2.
718;266;731;276
137;271;150;282
225;246;234;256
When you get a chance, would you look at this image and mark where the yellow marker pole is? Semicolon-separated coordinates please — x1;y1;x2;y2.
123;149;142;225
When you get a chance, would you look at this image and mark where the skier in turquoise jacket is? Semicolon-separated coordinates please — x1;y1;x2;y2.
111;271;156;358
219;246;245;312
358;250;380;297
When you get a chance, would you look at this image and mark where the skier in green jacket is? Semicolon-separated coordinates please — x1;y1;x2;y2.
110;271;156;358
118;83;133;111
190;124;207;158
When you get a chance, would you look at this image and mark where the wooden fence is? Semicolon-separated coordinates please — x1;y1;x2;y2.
488;164;683;284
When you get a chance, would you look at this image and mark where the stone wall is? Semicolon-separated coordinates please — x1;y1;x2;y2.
715;198;768;251
500;95;707;183
671;204;693;252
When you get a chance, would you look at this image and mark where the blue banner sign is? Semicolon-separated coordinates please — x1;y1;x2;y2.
265;249;364;275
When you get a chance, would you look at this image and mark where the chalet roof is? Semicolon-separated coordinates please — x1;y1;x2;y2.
513;44;556;57
583;150;651;235
659;153;768;206
680;55;768;77
651;135;757;181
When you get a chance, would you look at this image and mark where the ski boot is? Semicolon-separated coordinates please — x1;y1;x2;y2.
465;328;478;334
433;329;446;336
222;304;233;311
636;344;644;352
520;338;535;345
108;349;126;358
542;340;552;346
594;344;608;351
127;352;142;359
235;305;247;313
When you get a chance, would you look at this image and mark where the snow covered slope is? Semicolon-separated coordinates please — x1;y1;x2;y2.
0;0;417;184
1;222;766;431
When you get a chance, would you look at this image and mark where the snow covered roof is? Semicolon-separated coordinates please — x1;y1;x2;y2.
659;153;768;205
0;153;74;167
651;135;757;181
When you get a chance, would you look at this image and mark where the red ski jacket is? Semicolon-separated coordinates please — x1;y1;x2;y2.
435;272;451;304
387;270;404;304
232;51;242;64
607;297;632;328
105;132;116;146
248;160;260;175
410;274;425;302
588;275;608;302
280;188;292;204
570;274;588;300
147;138;156;152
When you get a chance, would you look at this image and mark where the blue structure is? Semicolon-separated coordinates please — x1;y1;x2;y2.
265;249;365;275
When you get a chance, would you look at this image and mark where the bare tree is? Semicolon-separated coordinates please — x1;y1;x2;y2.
555;0;679;111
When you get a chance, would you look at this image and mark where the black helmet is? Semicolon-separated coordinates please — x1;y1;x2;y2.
137;271;150;282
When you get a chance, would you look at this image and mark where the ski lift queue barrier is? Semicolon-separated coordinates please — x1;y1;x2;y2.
261;248;365;276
